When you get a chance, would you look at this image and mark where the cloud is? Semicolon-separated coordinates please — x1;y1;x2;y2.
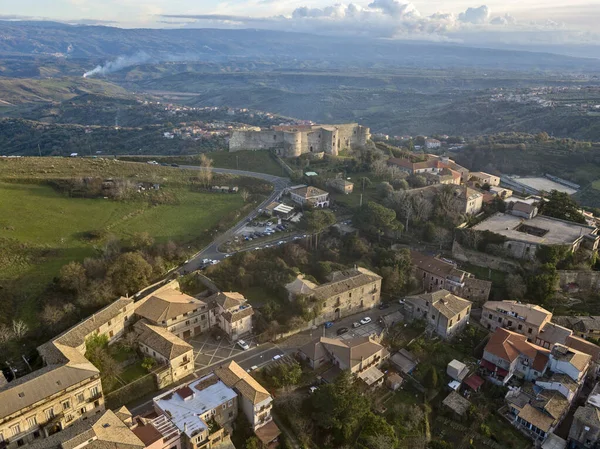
458;5;490;24
490;14;516;26
367;0;420;18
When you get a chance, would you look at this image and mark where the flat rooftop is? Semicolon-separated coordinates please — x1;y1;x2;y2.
153;374;237;439
510;176;577;195
472;212;596;245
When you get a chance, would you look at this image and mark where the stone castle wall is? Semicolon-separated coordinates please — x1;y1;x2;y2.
229;123;370;157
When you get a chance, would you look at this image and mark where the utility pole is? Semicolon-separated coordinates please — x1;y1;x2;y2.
360;194;363;207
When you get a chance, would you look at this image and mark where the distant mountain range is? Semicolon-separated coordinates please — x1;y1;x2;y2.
1;21;600;73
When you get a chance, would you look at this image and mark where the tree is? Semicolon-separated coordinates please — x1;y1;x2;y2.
59;261;88;294
424;366;439;390
245;437;263;449
527;264;559;304
197;154;214;188
240;189;250;202
311;371;370;444
0;324;14;343
354;201;401;241
129;232;154;250
505;274;526;299
359;411;398;448
142;357;156;372
542;190;586;224
108;252;153;296
376;181;394;199
432;227;451;250
12;319;28;338
358;176;372;192
301;209;336;249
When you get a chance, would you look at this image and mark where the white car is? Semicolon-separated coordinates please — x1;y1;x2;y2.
202;259;210;264
237;340;250;350
352;322;361;328
309;386;318;394
398;299;405;305
273;354;283;360
360;317;372;325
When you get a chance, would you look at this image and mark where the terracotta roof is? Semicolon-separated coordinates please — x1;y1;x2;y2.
566;335;600;362
290;186;329;199
135;320;193;361
254;420;281;445
208;291;247;310
299;336;387;371
215;361;271;405
552;345;591;373
518;404;555;433
222;306;254;323
135;289;206;324
484;328;550;367
408;290;472;319
410;250;465;278
483;301;551;327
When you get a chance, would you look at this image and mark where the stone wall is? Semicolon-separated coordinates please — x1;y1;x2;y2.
452;240;521;273
558;270;600;291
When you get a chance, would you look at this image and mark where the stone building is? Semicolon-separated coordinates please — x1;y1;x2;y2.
207;292;254;342
289;186;330;208
569;383;600;449
469;171;500;187
410;250;491;303
481;301;553;342
404;290;472;340
285;267;382;325
229;123;370;157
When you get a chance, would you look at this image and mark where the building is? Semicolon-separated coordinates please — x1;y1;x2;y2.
404;290;472;340
229;123;370;157
298;336;389;387
0;297;137;449
425;138;442;149
489;186;513;199
471;212;599;261
328;178;354;194
134;280;210;340
558;316;600;340
410;251;492;303
207;292;254;342
134;320;194;383
131;414;182;449
387;154;469;182
447;359;470;382
481;328;550;384
390;349;419;374
153;374;238;449
507;201;539;220
285;267;382;325
214;361;280;447
481;301;553;341
26;408;145;449
469;172;500;187
569;383;600;449
289;186;330;208
458;186;484;215
442;391;471;417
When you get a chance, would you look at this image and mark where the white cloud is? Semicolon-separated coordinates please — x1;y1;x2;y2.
490;14;515;25
458;5;489;24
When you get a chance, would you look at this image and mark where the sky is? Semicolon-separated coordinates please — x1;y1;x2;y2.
3;0;600;48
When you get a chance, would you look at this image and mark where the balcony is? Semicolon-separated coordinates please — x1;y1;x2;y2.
88;392;102;402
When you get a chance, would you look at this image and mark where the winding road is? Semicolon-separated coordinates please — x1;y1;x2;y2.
177;166;291;272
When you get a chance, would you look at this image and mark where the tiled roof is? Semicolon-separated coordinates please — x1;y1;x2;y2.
484;328;550;366
215;361;271;405
483;301;551;327
285;275;318;296
135;289;206;323
538;322;572;345
552;345;591;372
574;405;600;429
134;320;193;360
208;291;247;310
222;306;254;323
313;267;381;301
408;290;472;319
255;420;282;445
566;335;600;362
299;336;387;371
442;391;470;416
290;186;329;199
518;404;555;432
410;250;465;278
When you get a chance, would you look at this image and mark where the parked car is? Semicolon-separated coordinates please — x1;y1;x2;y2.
378;303;390;310
324;321;334;329
171;163;179;167
237;340;250;350
337;327;349;335
398;299;405;305
273;354;283;360
352;322;361;328
309;386;318;394
360;317;372;325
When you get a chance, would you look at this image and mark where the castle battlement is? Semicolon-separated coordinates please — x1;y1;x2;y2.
229;123;370;157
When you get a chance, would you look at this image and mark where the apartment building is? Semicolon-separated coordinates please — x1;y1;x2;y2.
154;374;238;449
469;171;500;187
404;290;472;340
286;267;382;325
569;382;600;449
481;301;553;341
131;413;182;449
214;361;280;447
134;280;210;340
207;292;254;341
0;297;136;449
410;250;491;303
134;320;194;382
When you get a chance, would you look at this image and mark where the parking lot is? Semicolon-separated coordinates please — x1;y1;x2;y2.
326;320;384;341
191;333;258;369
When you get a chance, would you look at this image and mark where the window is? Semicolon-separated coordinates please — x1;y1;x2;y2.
449;320;453;326
77;393;85;403
201;314;207;320
458;314;461;320
498;317;502;323
33;431;40;439
426;301;429;307
11;424;21;436
27;416;37;428
45;408;55;420
349;292;352;298
80;407;87;415
518;324;523;331
508;320;513;327
17;439;24;447
228;400;233;407
185;320;190;326
229;411;234;418
222;404;227;410
528;328;533;334
274;135;277;140
194;318;198;323
488;314;492;319
108;320;112;326
431;314;435;320
90;386;99;397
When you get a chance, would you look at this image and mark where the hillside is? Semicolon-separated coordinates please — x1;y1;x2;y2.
0;77;131;106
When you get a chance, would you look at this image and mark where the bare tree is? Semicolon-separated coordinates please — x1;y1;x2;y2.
0;324;14;343
240;189;250;202
197;154;213;189
387;190;413;232
506;274;527;299
462;229;483;250
12;320;28;339
411;195;433;223
433;227;452;250
371;159;388;178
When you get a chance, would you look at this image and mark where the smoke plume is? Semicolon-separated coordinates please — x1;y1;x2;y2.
83;51;152;78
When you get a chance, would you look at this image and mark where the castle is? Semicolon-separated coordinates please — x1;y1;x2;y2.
229;123;370;157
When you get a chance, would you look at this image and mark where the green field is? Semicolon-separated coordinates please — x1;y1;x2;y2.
0;182;244;293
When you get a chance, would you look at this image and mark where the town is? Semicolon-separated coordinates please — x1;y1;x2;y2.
1;124;600;449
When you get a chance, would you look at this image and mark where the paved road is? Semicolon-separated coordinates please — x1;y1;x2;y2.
177;166;291;272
